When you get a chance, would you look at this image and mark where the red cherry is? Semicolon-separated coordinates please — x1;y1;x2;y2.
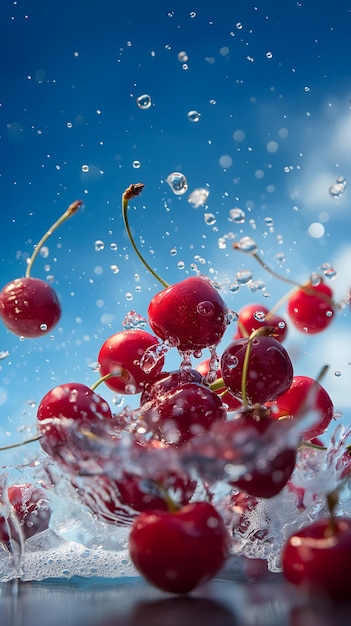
140;372;227;446
148;276;230;352
267;375;334;441
208;411;297;498
196;358;241;412
0;277;61;338
0;483;50;542
98;329;165;394
129;501;229;593
282;517;351;600
287;281;335;334
220;335;293;405
234;303;288;342
37;382;113;470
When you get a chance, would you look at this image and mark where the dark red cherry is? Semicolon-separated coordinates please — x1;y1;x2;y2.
287;281;335;334
267;375;334;441
234;303;288;342
220;335;293;405
98;329;165;394
0;277;61;338
196;358;242;412
148;276;230;352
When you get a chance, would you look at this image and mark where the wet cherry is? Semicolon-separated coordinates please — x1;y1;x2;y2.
98;329;165;394
282;516;351;600
267;375;334;441
220;333;293;405
129;501;229;593
196;358;241;412
234;302;288;343
287;281;335;334
148;276;230;352
0;483;50;543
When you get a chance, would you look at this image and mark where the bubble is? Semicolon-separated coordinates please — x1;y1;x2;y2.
110;243;118;251
266;141;278;153
132;160;141;169
166;172;188;195
229;208;245;223
235;270;253;284
39;246;49;258
235;236;258;254
188;188;209;207
266;52;273;59
177;261;185;270
204;213;216;226
136;94;152;109
219;154;232;168
81;165;89;173
177;51;188;62
329;175;348;197
94;240;104;251
233;129;246;142
229;283;240;293
196;301;215;317
170;247;177;256
308;222;325;239
110;265;119;274
187;110;201;122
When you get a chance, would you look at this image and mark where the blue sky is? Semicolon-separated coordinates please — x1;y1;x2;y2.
1;0;351;460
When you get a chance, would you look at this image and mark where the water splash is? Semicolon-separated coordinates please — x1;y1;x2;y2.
166;172;188;195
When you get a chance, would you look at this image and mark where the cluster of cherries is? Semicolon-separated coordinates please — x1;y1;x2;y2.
0;185;350;600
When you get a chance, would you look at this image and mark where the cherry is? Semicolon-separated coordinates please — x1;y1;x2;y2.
267;375;334;441
129;501;229;593
139;370;227;445
207;409;297;498
196;358;241;412
234;303;288;343
282;516;351;600
0;483;50;543
36;382;113;472
148;276;230;352
97;329;165;394
0;200;81;338
220;333;293;406
287;280;335;334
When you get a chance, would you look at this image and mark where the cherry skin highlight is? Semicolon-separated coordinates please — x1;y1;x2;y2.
282;517;351;600
129;501;229;594
287;281;335;334
148;276;230;352
98;329;165;394
0;277;61;338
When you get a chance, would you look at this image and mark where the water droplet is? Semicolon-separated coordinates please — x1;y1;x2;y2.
196;301;215;317
40;323;48;331
266;51;273;59
88;362;100;371
110;264;120;274
110;243;118;251
177;261;185;270
94;240;104;251
320;263;337;279
81;164;89;173
236;270;253;285
170;247;177;256
234;236;258;254
166;172;188;195
187;110;201;122
125;292;133;301
229;208;245;223
334;370;342;377
253;311;267;323
132;160;141;169
40;246;49;258
122;310;147;330
136;94;152;109
188;188;209;207
329;175;348;197
229;283;240;293
0;350;10;360
177;51;188;62
264;217;274;227
204;213;216;226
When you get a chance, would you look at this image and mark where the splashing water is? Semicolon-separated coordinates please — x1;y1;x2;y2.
166;172;188;195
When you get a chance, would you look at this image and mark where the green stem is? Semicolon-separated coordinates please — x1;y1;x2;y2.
122;184;169;289
90;372;116;392
25;200;82;278
0;434;41;452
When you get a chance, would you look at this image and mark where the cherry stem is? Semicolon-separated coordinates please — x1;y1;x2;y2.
155;481;180;513
122;184;169;289
241;327;275;408
0;434;41;452
25;200;82;279
298;441;327;451
90;372;115;392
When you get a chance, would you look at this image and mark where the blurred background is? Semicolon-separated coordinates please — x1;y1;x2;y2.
1;0;351;461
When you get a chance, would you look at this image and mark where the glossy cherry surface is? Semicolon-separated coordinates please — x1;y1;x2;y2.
0;277;61;337
129;501;229;593
234;302;288;342
98;329;165;394
148;276;230;351
221;335;293;405
287;281;335;334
